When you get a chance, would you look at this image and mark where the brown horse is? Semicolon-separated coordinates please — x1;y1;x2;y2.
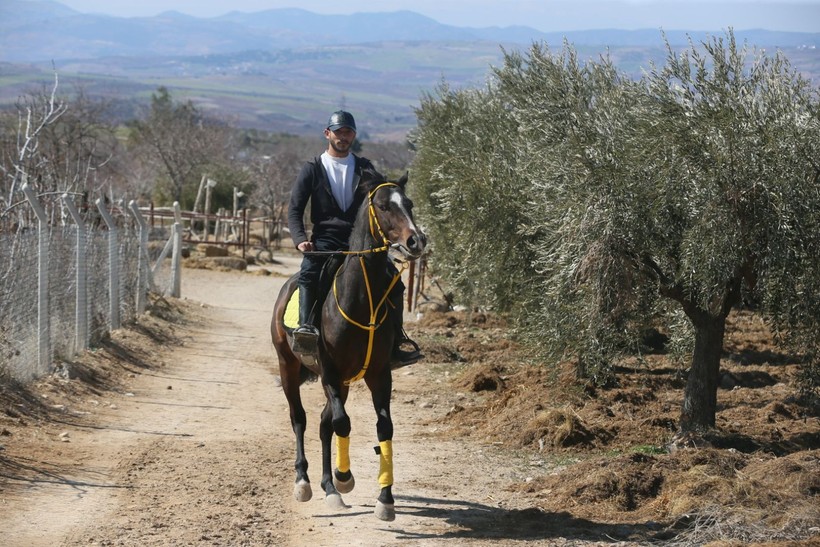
271;168;426;521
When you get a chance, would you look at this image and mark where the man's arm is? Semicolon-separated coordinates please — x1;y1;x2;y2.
288;162;314;248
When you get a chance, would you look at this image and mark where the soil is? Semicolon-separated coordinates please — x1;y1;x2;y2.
0;254;818;546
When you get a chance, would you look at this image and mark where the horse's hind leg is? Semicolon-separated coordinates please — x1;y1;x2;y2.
273;276;313;502
279;357;312;502
368;370;396;521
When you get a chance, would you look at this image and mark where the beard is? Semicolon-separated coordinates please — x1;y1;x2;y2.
330;139;351;154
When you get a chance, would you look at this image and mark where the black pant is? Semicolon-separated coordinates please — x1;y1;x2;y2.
297;232;348;293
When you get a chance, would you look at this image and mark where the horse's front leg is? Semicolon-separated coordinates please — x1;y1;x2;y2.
319;381;351;509
367;370;395;521
333;431;356;494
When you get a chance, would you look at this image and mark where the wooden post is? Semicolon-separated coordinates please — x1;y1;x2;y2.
192;174;207;213
406;259;415;312
203;183;212;242
243;208;249;259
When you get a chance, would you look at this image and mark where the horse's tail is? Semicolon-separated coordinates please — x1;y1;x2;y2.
299;363;318;384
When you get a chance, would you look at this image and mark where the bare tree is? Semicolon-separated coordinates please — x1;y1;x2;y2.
247;145;303;246
0;75;118;226
0;74;66;218
128;87;232;206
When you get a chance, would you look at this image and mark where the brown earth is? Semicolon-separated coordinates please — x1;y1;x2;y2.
0;255;818;546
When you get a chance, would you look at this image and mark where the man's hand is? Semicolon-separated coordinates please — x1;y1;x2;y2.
297;241;315;253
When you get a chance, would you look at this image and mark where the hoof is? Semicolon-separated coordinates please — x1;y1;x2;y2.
325;492;350;510
294;479;312;502
375;500;395;521
333;474;355;494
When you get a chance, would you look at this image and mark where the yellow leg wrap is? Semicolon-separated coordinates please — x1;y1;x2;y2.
378;440;393;488
336;435;351;473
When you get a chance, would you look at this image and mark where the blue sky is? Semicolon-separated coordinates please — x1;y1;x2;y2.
49;1;820;33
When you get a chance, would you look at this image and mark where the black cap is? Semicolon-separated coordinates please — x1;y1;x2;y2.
327;110;356;132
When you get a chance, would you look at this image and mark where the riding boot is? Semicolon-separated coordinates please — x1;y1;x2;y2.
390;305;423;368
292;284;320;354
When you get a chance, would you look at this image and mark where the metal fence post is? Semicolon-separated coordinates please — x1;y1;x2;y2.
171;222;182;298
173;201;182;225
62;194;89;351
21;183;51;374
172;201;182;297
129;201;149;314
96;198;120;330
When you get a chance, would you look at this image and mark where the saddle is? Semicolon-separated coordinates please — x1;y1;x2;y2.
285;254;344;333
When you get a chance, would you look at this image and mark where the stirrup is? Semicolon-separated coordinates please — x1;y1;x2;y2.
292;325;319;354
391;337;423;368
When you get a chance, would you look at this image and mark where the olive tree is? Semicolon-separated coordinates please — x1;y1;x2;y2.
503;35;820;432
492;43;657;383
636;35;820;429
414;32;820;434
411;81;532;312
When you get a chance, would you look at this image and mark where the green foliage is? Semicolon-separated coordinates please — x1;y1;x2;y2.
631;445;667;455
641;34;820;372
411;31;820;400
411;81;532;313
494;42;661;381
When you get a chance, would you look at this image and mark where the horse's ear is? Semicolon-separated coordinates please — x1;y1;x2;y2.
397;171;409;189
360;167;384;192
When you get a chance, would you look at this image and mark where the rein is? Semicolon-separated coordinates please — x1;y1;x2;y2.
304;184;394;258
331;182;406;385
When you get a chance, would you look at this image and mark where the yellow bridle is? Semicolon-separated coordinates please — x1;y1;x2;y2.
332;182;408;385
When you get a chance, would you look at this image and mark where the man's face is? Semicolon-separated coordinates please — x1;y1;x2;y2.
326;127;356;155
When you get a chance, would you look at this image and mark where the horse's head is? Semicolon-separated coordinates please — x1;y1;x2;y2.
361;168;427;260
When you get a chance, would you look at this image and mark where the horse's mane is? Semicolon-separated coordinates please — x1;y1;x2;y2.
358;167;386;195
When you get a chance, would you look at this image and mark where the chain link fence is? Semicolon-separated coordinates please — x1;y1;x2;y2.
0;193;180;383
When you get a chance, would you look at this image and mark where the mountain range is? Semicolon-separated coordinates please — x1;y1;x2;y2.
2;1;818;62
1;1;818;140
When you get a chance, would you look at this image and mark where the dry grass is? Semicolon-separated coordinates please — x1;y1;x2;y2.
408;309;820;544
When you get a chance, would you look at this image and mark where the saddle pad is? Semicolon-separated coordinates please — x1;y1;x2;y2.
284;287;300;329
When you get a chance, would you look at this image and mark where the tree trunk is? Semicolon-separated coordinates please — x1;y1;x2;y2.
680;311;726;432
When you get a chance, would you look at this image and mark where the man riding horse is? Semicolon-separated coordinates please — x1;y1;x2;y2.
287;110;421;365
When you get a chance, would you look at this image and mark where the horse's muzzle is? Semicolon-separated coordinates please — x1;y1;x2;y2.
392;231;426;260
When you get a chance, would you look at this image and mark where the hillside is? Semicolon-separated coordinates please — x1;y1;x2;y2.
3;2;819;60
1;2;818;140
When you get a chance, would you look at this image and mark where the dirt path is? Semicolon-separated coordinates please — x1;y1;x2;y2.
1;260;586;547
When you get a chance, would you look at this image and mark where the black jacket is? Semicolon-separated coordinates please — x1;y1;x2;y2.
287;154;375;247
